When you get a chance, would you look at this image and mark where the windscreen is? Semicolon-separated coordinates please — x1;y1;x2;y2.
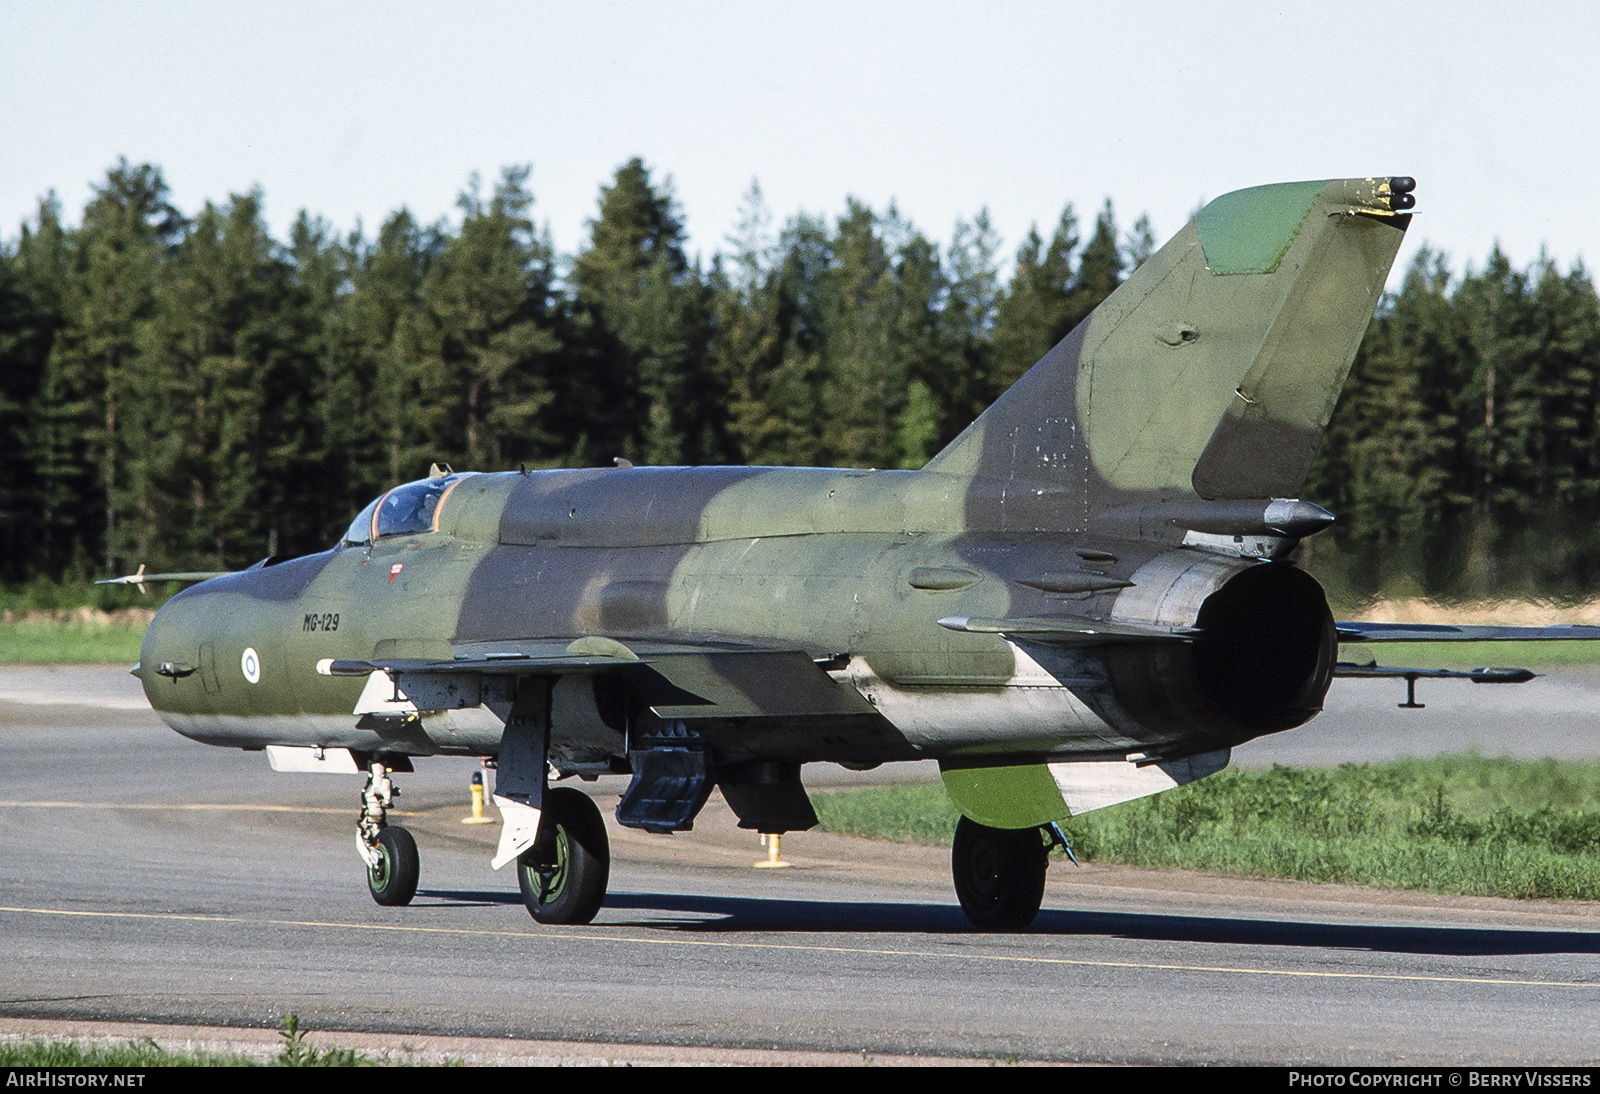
374;474;472;538
340;498;378;548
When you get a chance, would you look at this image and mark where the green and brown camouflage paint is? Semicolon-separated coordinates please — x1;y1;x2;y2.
137;178;1410;819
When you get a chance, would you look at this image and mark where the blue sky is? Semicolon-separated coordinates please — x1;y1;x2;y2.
4;1;1596;286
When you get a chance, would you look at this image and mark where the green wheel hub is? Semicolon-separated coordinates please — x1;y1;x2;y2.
366;825;419;907
515;788;610;925
529;826;571;905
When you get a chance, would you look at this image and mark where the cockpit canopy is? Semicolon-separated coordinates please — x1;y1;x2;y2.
340;473;475;547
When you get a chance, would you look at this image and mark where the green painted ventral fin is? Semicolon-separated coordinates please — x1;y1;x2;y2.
940;762;1069;829
1195;181;1326;275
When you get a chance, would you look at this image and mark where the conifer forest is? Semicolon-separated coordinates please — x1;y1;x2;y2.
3;158;1598;601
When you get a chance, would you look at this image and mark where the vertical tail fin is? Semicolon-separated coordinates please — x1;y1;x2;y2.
925;177;1412;528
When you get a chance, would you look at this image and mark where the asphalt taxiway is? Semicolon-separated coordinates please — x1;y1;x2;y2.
1;666;1598;1064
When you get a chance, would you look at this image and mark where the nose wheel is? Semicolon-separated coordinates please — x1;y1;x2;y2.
516;787;609;924
367;824;419;906
950;815;1049;930
357;759;419;906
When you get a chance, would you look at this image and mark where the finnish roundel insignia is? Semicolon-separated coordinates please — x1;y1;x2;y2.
241;647;261;684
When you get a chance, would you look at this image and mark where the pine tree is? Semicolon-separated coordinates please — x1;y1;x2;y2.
990;205;1077;395
1308;251;1454;590
124;190;309;567
569;158;715;466
741;213;832;466
710;182;787;464
43;160;183;573
938;209;1002;437
290;211;368;542
1123;214;1156;271
1063;199;1123;332
1452;246;1534;592
0;196;72;579
349;209;444;488
890;230;954;467
894;379;940;469
818;199;900;467
418;167;561;472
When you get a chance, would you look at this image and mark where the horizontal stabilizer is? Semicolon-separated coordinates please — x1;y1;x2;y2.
1333;658;1535;708
1333;663;1535;684
1337;622;1600;643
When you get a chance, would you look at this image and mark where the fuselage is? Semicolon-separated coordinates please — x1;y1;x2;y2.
138;463;1336;772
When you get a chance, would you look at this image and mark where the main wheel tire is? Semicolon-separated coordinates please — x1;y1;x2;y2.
951;816;1048;930
517;787;610;925
368;824;419;906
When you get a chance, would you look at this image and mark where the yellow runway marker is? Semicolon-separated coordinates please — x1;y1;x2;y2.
754;832;790;868
0;903;1593;992
461;772;495;825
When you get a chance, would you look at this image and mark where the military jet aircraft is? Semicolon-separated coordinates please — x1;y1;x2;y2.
115;175;1590;929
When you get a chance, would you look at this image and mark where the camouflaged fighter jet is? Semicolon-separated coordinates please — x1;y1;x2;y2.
115;175;1586;929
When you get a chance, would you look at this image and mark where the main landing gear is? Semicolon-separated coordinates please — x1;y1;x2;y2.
516;787;610;925
351;757;611;922
358;760;419;906
950;816;1050;930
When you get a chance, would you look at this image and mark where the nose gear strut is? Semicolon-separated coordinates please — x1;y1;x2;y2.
358;758;419;906
356;759;395;869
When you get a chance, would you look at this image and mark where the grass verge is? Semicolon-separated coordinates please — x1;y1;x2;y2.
0;1037;262;1067
1349;639;1600;668
0;1016;380;1067
0;621;145;664
812;754;1600;901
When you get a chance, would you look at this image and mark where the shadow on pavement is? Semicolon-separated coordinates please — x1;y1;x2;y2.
416;888;1599;956
604;892;1600;956
416;888;523;907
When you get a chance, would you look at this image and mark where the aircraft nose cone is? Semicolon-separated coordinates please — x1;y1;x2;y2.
136;596;198;699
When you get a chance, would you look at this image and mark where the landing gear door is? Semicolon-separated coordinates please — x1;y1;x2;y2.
491;676;551;870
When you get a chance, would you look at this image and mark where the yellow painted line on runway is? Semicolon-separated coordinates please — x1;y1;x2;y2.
0;903;1593;991
0;801;416;816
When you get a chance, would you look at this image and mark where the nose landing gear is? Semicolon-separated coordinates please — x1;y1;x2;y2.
358;760;419;906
